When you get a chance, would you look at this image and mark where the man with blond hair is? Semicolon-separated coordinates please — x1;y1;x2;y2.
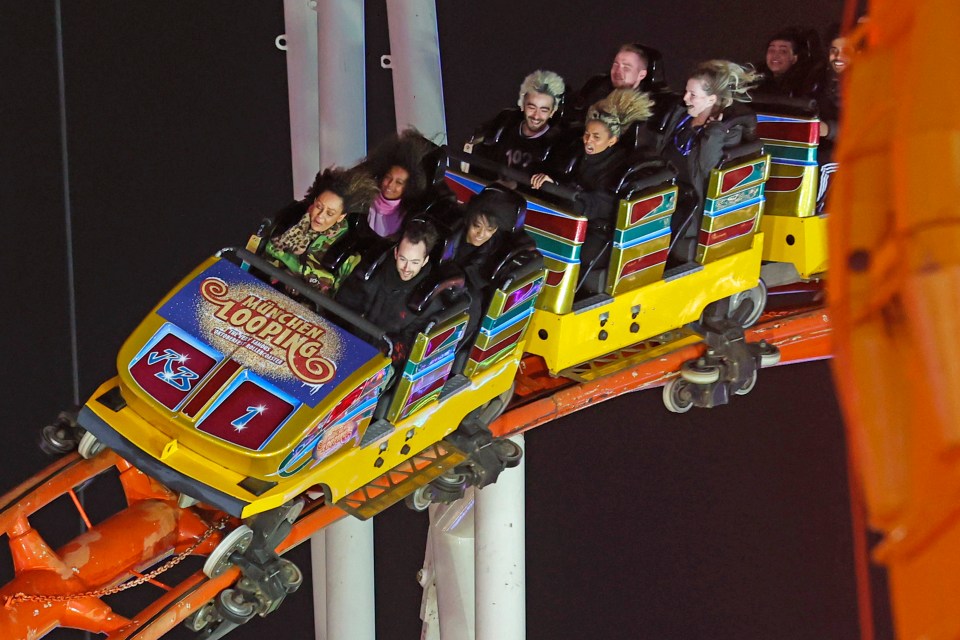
470;69;566;173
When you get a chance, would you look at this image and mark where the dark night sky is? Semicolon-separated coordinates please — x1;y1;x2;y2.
1;2;886;639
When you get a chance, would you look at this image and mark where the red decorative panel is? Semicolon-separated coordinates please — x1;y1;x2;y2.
197;380;295;450
757;120;818;144
181;359;241;417
130;334;218;410
545;269;567;287
469;328;524;363
525;209;588;243
766;176;804;193
629;195;664;224
721;166;754;193
620;249;670;277
698;219;756;247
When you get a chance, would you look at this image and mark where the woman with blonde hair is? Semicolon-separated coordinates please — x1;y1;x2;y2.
656;60;759;261
658;60;759;198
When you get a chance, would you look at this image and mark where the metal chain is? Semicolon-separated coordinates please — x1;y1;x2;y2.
3;515;231;608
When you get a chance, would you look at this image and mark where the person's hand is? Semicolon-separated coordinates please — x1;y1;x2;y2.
530;173;555;190
819;121;830;138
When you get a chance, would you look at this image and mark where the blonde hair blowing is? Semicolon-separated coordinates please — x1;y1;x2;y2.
586;88;654;138
690;60;759;109
517;69;566;109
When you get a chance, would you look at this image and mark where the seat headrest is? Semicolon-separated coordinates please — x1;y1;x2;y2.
720;140;765;164
408;273;467;315
632;42;668;88
751;93;820;118
422;145;449;190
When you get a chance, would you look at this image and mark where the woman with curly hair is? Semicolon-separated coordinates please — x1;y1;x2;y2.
266;167;378;291
358;129;436;238
530;88;654;280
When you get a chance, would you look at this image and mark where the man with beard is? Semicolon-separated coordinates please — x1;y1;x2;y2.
469;69;566;174
336;219;444;361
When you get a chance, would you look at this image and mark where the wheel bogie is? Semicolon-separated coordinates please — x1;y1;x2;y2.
493;438;523;468
728;280;767;328
277;558;303;593
405;485;434;512
183;601;219;632
760;349;781;367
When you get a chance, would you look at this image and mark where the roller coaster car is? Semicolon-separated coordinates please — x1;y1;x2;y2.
76;197;545;521
446;139;780;409
753;94;829;284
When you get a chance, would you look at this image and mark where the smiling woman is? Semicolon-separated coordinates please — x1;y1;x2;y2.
656;59;759;261
356;129;436;239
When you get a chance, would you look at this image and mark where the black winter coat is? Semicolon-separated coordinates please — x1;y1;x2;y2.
656;99;758;203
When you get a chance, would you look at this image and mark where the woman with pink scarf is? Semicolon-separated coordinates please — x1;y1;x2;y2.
360;129;435;239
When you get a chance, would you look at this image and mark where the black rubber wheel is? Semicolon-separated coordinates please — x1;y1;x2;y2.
39;423;78;455
277;558;303;593
429;471;469;503
493;439;523;468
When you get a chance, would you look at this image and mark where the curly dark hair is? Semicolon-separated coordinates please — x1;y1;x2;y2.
359;129;437;205
304;167;379;215
401;218;439;255
465;187;518;232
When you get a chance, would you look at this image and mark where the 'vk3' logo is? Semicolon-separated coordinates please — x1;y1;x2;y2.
147;349;200;392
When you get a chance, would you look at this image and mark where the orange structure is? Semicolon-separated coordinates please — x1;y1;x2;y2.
829;0;960;637
0;451;345;638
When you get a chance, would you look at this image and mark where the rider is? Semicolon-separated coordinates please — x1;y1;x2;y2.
265;167;378;292
471;69;567;174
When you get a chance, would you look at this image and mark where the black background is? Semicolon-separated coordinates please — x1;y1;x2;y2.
1;1;887;638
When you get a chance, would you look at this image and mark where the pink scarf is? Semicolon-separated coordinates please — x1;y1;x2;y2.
368;193;404;237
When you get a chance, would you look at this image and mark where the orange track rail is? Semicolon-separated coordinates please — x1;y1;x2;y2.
493;307;832;438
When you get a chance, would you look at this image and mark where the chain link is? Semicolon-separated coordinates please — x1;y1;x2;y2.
3;516;231;608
